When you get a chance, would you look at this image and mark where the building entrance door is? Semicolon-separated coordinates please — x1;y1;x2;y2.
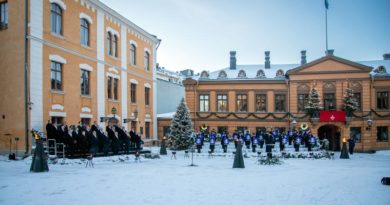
318;124;341;151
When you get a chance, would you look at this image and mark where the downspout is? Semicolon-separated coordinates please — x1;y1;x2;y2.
24;0;29;155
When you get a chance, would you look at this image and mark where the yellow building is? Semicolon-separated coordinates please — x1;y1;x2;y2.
175;51;390;152
0;0;160;155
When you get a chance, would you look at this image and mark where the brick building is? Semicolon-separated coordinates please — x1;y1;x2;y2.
159;51;390;152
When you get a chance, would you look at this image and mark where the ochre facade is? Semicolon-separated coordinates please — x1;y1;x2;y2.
0;0;160;155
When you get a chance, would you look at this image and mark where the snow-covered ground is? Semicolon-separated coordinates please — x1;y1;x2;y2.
0;147;389;205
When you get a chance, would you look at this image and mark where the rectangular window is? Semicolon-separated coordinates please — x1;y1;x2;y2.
199;94;209;112
377;126;388;142
217;94;228;112
354;92;361;111
350;127;361;143
81;118;91;127
237;126;247;134
163;126;171;137
50;3;62;35
255;94;267;112
145;87;150;106
131;83;137;103
324;93;336;110
51;117;63;127
275;94;286;112
80;69;90;95
145;122;150;139
113;78;118;100
236;94;247;112
107;77;112;99
144;52;150;71
0;1;8;30
217;126;228;134
50;61;62;91
377;91;389;110
298;94;309;112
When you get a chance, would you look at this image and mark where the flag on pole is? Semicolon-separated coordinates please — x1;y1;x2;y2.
325;0;329;9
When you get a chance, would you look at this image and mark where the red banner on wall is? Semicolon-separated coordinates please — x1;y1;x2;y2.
319;111;346;122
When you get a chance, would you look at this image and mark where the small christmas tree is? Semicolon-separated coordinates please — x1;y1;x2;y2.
169;98;194;150
305;87;322;117
343;87;358;116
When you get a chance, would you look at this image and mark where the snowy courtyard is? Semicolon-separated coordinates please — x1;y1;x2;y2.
0;148;389;205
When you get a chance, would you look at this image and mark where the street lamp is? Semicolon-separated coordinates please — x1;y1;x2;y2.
291;118;297;131
366;117;372;131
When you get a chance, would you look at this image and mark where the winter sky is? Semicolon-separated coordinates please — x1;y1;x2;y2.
100;0;390;73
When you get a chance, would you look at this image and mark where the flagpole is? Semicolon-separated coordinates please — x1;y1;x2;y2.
325;7;328;52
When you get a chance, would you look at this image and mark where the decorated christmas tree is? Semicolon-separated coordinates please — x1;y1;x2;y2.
305;87;322;117
343;87;359;116
169;98;194;150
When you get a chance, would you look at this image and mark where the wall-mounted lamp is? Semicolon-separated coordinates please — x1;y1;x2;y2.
366;117;372;131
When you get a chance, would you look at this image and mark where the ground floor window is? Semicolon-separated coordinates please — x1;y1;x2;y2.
81;118;91;127
377;126;388;142
217;126;228;134
51;116;63;127
350;127;361;143
145;122;150;139
237;126;247;134
163;126;171;137
256;127;266;134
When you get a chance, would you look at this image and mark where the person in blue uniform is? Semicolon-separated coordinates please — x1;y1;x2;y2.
199;131;205;146
288;129;293;145
244;130;251;149
294;133;301;152
209;129;217;153
232;131;239;149
257;130;265;149
195;134;202;153
348;134;356;155
280;133;287;152
251;133;258;153
221;131;229;153
308;134;316;152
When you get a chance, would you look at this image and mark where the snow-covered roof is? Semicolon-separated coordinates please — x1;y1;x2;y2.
191;58;390;81
359;60;390;78
157;112;175;119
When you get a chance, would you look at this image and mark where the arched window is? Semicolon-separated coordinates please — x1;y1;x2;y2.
275;69;285;78
256;69;266;78
144;51;150;71
200;70;209;78
237;70;247;78
130;44;136;65
80;18;89;46
113;35;118;57
218;70;227;79
50;3;62;35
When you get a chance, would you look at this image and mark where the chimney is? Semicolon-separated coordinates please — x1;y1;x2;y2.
301;50;307;65
383;53;390;60
265;51;271;69
230;51;236;70
325;49;334;56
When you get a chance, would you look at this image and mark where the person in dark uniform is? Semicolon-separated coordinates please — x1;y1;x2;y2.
244;130;251;149
348;134;356;155
88;126;99;156
265;130;273;153
251;133;258;153
107;125;120;155
70;125;79;155
78;128;89;157
209;129;217;153
114;125;131;154
92;122;110;155
195;134;202;153
221;132;229;153
288;129;293;145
